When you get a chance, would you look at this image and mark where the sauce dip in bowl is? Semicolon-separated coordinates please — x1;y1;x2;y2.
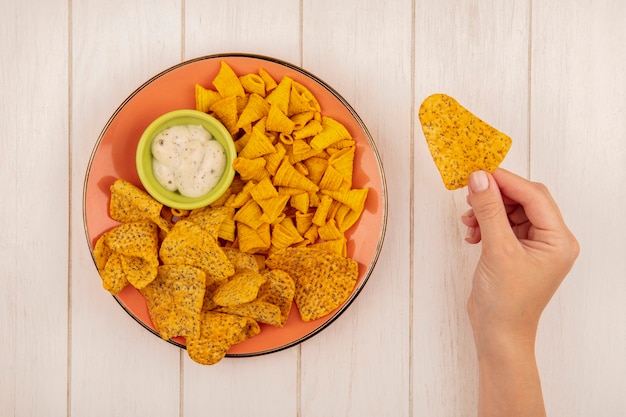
135;109;237;210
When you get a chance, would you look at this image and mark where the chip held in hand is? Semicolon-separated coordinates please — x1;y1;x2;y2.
418;94;512;190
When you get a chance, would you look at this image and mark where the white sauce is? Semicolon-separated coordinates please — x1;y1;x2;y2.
151;125;227;198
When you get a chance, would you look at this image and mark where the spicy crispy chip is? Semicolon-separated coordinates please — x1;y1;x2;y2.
302;157;328;185
312;194;334;226
290;192;310;214
318;165;346;191
288;81;321;115
273;157;319;192
266;104;296;134
318;218;343;241
217;301;282;327
195;84;223;113
232;157;269;182
120;255;159;290
265;76;292;114
257;195;290;224
249;177;278;200
201;273;229;313
258;68;278;92
94;220;159;292
210;96;239;135
271;218;304;249
140;264;206;341
418;93;512;190
221;247;260;273
233;200;265;229
186;206;234;240
264;142;287;176
93;234;112;272
216;268;295;327
310;117;352;150
237;94;270;129
238;120;276;159
265;247;359;321
258;269;295;326
237;222;271;254
109;179;171;231
290;111;315;131
327;146;355;187
295;211;314;235
212;61;246;98
309;238;347;257
321;188;369;214
186;312;260;365
159;219;235;280
293;119;323;140
97;251;129;295
213;270;268;307
104;220;159;259
239;73;266;97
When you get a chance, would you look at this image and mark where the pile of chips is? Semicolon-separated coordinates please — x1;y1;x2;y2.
93;61;369;365
195;61;369;254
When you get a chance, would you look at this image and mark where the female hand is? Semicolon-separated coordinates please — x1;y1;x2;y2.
462;168;579;347
461;168;579;417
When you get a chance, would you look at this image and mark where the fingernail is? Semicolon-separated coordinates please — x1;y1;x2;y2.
469;171;489;192
465;226;476;240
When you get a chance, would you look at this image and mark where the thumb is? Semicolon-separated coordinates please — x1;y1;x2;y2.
467;170;515;245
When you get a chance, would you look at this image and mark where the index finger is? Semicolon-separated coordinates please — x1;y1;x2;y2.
492;168;566;232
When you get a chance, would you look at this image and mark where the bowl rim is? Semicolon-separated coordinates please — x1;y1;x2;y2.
135;109;237;210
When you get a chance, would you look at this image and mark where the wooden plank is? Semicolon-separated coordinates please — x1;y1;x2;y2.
181;2;301;416
531;1;626;415
0;0;69;415
69;1;183;415
183;350;298;416
184;0;301;64
413;1;530;415
300;1;412;416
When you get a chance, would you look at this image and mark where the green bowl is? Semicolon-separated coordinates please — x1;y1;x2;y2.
135;109;237;210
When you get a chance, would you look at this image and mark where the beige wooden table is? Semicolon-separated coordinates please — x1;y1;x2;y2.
2;1;625;416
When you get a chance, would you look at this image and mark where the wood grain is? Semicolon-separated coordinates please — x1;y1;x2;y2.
531;2;626;416
0;0;69;415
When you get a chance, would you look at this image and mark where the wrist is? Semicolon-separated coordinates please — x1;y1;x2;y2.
472;326;537;363
473;332;546;417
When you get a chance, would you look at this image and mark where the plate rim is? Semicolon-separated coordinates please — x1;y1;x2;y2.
82;52;388;357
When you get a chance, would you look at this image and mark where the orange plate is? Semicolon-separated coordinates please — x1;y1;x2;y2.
83;53;387;357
